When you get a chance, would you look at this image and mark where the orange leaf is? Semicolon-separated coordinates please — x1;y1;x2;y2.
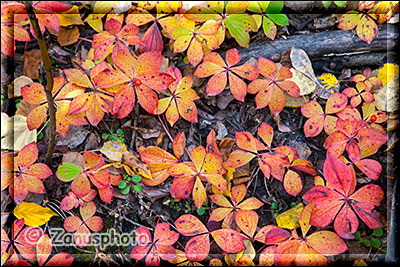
211;229;246;253
235;209;258;237
283;169;303;196
175;214;208;236
173;132;186;159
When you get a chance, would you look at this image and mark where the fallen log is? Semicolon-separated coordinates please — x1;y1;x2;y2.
237;24;398;63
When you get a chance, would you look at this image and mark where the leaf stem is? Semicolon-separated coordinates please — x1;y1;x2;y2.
24;1;56;165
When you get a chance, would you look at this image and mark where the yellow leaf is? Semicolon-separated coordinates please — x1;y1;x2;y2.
378;63;399;86
13;202;58;227
275;203;304;230
100;139;128;162
57;6;84;27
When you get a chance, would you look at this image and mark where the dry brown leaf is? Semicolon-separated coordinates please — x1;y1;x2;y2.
57;26;80;46
23;50;42;80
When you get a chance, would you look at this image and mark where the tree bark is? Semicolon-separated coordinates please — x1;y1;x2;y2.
237;24;398;63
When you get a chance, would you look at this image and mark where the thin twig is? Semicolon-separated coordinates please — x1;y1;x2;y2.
24;1;56;165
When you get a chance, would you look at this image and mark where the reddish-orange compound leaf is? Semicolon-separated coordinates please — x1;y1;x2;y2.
226;123;290;182
169;145;227;209
248;57;300;116
60;190;96;211
171;18;220;67
94;51;175;116
1;2;30;57
194;48;258;102
36;234;74;266
352;68;382;91
175;214;246;261
63;201;103;248
56;152;113;203
138;146;179;186
343;82;374;108
324;118;387;161
21;77;82;137
209;184;263;237
156;67;199;126
92;18;141;61
303;153;384;239
1;218;43;262
130;222;179;266
65;64;116;126
2;142;52;204
301;93;347;137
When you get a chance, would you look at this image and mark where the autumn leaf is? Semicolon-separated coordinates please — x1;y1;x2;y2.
56;152;113;204
13;202;58;227
31;1;72;36
324;118;387;161
21;76;85;137
60;190;97;211
338;1;385;44
170;17;220;67
93;51;175;116
194;48;258;102
248;1;289;40
303;152;384;239
1;142;52;204
63;201;103;248
175;214;246;262
169;145;227;209
275;203;304;230
208;184;263;237
36;234;74;266
156;67;199;126
185;1;257;47
1;218;43;262
130;222;179;266
138;146;179;186
248;57;300;116
92;18;141;61
65;64;116;126
1;2;30;57
226;122;290;183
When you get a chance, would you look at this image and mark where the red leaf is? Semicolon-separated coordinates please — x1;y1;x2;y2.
323;152;355;195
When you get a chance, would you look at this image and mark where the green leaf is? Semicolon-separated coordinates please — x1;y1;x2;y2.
334;1;347;7
371;238;381;249
372;228;384;237
353;231;361;239
118;180;127;189
225;14;252;47
322;1;332;8
116;129;124;136
131;174;142;183
290;202;297;208
197;207;206;216
267;13;288;26
56;162;83;182
101;133;109;139
266;1;283;13
121;186;130;194
363;239;371;247
133;184;142;193
271;202;278;210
